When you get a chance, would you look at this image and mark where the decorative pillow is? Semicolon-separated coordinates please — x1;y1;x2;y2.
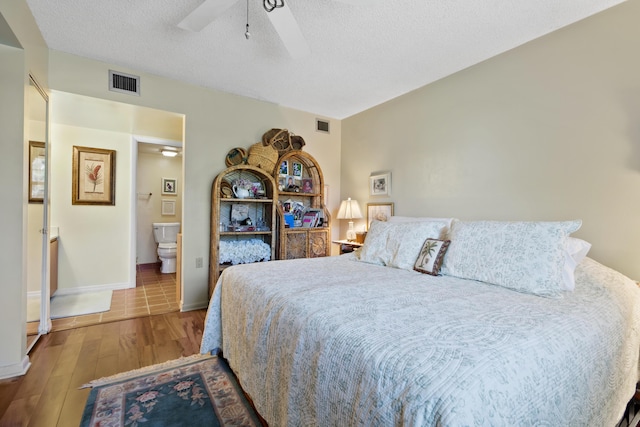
414;239;451;276
441;220;582;297
561;237;592;291
355;220;448;270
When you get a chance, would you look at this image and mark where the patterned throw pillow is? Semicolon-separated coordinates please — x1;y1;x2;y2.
414;239;451;276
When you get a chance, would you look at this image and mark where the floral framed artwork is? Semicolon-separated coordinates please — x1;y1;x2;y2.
28;141;45;203
72;145;116;206
369;172;391;196
162;177;177;195
367;202;394;229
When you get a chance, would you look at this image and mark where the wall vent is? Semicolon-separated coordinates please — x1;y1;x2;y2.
109;70;140;96
316;118;330;134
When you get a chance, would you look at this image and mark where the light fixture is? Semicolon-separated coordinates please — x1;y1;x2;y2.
337;197;363;241
263;0;284;12
161;150;178;157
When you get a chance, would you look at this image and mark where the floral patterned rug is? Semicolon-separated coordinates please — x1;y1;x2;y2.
80;353;263;427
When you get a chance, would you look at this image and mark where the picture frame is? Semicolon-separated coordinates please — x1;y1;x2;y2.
369;172;391;196
162;177;177;195
367;202;394;229
279;160;289;176
301;178;313;193
292;161;303;178
161;199;176;216
28;141;45;203
72;145;116;206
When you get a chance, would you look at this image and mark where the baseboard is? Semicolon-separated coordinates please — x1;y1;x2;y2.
54;282;134;296
0;355;31;380
180;300;209;312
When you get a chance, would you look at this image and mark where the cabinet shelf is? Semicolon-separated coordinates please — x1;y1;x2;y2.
274;151;330;260
210;165;278;297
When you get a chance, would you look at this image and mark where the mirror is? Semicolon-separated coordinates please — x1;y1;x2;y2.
26;74;49;352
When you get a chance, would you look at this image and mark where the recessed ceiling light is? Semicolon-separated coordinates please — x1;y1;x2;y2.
161;150;178;157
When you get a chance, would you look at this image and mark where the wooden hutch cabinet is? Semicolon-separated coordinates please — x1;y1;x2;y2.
274;151;330;260
209;165;277;296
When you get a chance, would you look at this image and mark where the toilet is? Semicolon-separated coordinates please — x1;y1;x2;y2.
152;222;180;273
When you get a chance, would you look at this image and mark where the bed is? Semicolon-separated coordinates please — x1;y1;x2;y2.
201;218;640;426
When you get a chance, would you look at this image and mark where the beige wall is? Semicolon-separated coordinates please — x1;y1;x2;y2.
49;122;133;290
47;50;342;310
342;0;640;279
137;152;183;264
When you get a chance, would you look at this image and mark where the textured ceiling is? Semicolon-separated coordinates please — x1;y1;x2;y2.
26;0;625;119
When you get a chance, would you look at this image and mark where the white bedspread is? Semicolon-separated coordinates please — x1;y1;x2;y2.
201;255;640;426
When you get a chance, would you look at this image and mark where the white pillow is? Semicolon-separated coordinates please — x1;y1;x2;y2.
441;220;582;297
388;216;454;229
356;220;448;270
561;237;592;291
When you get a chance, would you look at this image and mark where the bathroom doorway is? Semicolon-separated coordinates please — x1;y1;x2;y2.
135;137;183;305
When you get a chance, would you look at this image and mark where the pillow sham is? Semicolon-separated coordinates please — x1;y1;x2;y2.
356;220;448;270
441;219;582;297
388;216;454;229
414;239;451;276
562;237;592;291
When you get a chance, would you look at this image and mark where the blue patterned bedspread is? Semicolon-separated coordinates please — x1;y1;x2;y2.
201;255;640;426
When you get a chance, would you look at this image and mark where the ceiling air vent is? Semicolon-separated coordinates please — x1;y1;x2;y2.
109;70;140;96
316;118;330;134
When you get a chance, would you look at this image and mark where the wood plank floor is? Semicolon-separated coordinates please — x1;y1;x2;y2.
0;309;207;427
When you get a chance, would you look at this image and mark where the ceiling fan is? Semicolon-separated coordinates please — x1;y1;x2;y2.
177;0;370;59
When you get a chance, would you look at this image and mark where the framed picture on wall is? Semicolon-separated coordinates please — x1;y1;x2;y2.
369;172;391;197
161;199;176;216
162;177;177;195
367;202;394;229
28;141;45;203
72;145;116;206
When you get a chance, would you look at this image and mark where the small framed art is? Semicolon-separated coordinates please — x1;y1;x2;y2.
72;145;116;206
161;199;176;216
162;177;177;195
369;172;391;196
367;202;394;229
28;141;45;203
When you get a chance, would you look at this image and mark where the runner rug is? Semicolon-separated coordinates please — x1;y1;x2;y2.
80;353;263;427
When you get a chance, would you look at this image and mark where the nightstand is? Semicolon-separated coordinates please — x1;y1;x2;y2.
332;240;363;255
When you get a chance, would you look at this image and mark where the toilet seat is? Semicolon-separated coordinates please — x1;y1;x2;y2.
158;242;177;250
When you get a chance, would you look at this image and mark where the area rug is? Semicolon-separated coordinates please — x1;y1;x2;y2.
80;353;263;427
50;290;112;319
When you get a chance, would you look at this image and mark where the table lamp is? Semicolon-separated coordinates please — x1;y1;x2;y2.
337;197;363;241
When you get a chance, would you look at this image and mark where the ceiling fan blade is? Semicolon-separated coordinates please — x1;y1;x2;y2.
265;4;311;59
178;0;241;32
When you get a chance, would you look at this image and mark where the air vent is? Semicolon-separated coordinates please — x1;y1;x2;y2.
316;119;330;134
109;70;140;96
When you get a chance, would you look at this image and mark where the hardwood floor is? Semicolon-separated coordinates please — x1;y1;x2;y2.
0;309;207;427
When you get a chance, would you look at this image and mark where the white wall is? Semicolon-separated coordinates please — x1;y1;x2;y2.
0;0;49;378
137;152;183;264
50;122;132;290
342;0;640;279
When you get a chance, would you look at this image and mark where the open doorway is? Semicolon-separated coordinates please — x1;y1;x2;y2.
42;91;184;332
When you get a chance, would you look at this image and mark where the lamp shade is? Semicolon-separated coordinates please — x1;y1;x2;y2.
337;198;363;220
